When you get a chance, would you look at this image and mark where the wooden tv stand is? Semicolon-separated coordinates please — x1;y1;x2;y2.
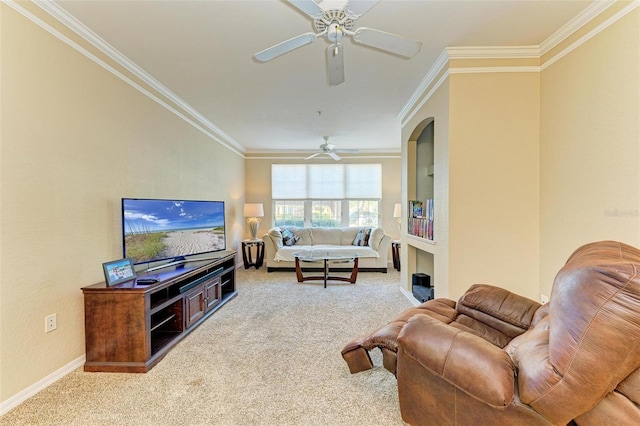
81;251;237;373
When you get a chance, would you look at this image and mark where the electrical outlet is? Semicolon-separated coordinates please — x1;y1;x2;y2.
45;314;57;333
540;294;549;304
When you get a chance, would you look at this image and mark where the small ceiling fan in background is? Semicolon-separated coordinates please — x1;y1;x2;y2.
305;136;357;161
254;0;423;86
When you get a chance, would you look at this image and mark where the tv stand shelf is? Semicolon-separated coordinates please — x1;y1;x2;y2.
81;251;237;373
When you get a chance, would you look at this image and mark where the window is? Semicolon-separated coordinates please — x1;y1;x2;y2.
311;200;342;228
348;200;379;227
272;164;382;228
273;200;304;227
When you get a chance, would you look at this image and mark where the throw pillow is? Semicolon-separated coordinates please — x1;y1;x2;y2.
269;227;283;248
353;228;372;246
281;228;300;246
369;228;385;250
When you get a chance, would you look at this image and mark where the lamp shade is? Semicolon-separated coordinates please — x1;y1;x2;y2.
393;203;402;218
243;203;264;218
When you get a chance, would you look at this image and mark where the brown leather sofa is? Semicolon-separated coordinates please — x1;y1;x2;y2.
342;240;640;425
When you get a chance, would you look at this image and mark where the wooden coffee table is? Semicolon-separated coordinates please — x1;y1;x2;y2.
293;252;359;288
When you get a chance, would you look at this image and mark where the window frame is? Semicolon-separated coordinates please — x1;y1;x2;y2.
273;199;380;228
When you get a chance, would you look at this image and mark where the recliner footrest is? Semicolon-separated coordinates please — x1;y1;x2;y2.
341;299;458;375
341;340;374;374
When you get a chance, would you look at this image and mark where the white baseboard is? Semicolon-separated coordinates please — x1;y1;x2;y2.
400;287;421;306
0;355;85;416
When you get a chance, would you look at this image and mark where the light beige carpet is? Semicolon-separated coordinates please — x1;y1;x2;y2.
1;267;412;425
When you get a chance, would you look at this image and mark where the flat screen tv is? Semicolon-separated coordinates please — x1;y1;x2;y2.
122;198;226;268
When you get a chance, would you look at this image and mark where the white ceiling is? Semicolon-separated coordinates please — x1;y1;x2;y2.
53;0;594;156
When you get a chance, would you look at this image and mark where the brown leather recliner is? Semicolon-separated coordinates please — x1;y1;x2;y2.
342;240;640;425
341;283;542;374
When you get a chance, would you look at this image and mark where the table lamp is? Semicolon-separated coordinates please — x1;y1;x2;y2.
244;203;264;240
393;203;402;231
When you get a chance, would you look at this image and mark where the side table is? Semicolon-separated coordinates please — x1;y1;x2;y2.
391;240;401;271
241;239;264;269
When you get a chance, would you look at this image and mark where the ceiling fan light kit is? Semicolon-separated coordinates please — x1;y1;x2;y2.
255;0;422;86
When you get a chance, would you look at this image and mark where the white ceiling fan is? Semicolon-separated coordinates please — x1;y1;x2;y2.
305;136;356;161
254;0;423;86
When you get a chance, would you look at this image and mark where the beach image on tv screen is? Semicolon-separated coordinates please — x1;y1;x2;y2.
123;199;225;263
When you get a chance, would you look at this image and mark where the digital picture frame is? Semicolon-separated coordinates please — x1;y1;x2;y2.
102;258;136;286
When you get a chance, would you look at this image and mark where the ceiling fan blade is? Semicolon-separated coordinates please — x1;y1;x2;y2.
345;0;380;17
328;151;342;161
305;152;321;160
288;0;324;19
352;27;422;58
327;44;345;86
255;32;318;62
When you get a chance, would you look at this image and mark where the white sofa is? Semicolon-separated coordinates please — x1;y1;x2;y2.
262;226;391;272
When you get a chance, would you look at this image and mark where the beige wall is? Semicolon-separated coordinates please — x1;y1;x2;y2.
1;5;245;402
448;72;541;301
539;7;640;295
244;156;402;254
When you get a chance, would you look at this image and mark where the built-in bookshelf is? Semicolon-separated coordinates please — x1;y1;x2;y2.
403;119;436;298
408;199;434;241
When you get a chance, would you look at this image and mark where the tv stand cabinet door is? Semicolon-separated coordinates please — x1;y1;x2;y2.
204;277;221;311
184;285;205;329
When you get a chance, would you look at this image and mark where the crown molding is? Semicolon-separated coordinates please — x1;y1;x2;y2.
399;70;449;128
541;0;640;71
446;46;540;59
448;66;541;74
398;0;638;126
23;0;245;157
12;0;637;152
397;49;449;123
245;149;401;160
539;0;617;55
245;155;401;160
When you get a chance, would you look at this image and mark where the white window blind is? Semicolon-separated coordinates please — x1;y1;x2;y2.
272;164;381;200
346;164;382;198
308;164;344;198
271;164;306;199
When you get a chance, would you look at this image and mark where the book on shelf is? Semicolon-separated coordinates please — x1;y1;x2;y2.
408;199;434;240
408;200;421;235
410;200;423;218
